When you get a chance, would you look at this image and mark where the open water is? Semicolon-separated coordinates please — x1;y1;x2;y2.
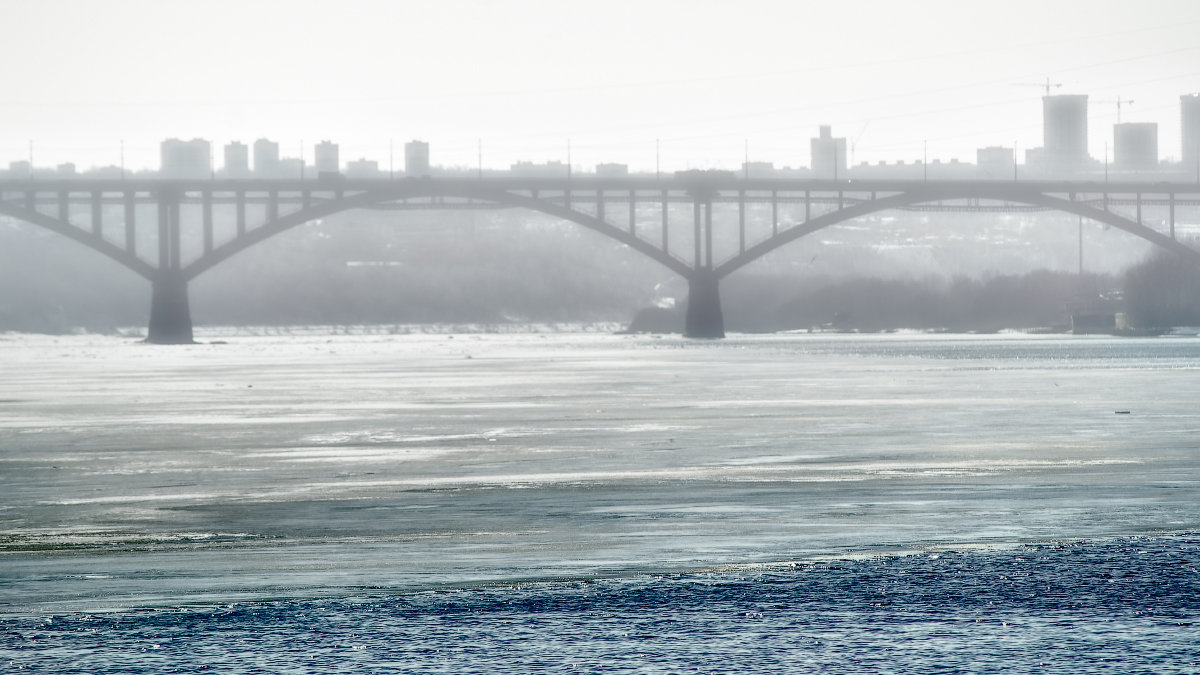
2;330;1199;672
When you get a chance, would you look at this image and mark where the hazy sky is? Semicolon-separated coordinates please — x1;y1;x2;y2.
3;0;1199;172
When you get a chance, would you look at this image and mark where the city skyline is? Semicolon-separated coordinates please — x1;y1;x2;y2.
3;0;1199;172
6;91;1198;181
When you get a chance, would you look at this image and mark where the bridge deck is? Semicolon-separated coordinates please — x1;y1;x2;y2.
3;176;1200;194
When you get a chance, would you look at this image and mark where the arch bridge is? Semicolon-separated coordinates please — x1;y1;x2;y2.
1;174;1198;342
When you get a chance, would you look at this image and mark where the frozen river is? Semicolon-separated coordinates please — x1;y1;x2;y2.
3;329;1198;619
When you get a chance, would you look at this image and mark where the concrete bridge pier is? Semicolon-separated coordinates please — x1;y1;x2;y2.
684;272;725;338
146;273;194;344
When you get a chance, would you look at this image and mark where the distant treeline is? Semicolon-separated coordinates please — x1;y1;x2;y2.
638;249;1200;334
723;271;1113;333
1121;248;1200;329
3;215;1200;334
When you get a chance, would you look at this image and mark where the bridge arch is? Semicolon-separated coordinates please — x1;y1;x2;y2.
716;187;1200;279
0;181;701;342
184;183;693;281
0;201;156;280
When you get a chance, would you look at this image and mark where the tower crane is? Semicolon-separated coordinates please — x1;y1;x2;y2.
850;121;870;167
1092;97;1135;123
1011;78;1063;96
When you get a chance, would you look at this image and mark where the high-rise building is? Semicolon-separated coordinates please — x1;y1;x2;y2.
314;141;339;177
596;162;629;177
224;141;249;177
509;160;568;177
1043;94;1088;174
253;138;280;177
278;157;304;178
160;138;211;178
405;140;430;176
7;160;31;178
810;125;846;179
976;146;1014;179
1183;94;1200;175
741;161;775;179
346;159;381;178
1113;123;1158;172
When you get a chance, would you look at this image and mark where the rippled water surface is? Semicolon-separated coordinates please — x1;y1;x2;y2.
7;535;1200;673
2;330;1199;670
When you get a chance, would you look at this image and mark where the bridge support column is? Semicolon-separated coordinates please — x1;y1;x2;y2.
684;273;725;338
146;273;194;344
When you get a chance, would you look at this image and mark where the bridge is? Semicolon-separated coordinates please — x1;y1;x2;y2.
2;173;1199;342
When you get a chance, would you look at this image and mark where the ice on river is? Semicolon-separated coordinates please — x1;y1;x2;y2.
2;329;1198;614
